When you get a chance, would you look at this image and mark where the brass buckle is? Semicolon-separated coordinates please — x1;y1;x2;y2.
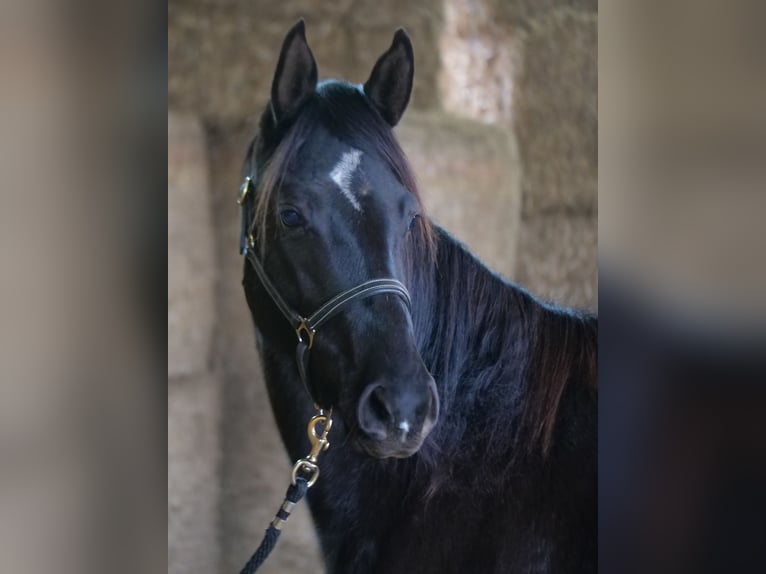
237;176;252;205
290;409;333;488
295;318;315;349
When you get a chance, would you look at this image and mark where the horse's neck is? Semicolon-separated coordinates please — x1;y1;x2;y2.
412;227;597;458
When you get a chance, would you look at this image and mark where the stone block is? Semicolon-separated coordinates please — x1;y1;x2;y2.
168;112;216;378
439;0;519;125
397;111;522;278
168;374;222;574
513;8;598;215
515;213;597;309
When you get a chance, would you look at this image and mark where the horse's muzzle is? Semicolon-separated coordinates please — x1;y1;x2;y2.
356;375;439;458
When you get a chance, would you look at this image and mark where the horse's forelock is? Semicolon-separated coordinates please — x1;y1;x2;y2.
250;115;310;252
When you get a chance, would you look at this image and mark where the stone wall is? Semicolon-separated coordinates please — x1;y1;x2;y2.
168;1;596;572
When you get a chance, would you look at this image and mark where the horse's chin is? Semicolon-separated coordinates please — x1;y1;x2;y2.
354;435;427;459
359;442;420;459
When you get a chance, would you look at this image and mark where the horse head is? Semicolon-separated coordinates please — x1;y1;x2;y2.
243;20;439;459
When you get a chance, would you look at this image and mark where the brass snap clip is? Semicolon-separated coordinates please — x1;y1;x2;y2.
290;408;333;488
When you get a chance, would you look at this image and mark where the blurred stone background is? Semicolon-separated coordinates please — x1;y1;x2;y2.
168;1;596;572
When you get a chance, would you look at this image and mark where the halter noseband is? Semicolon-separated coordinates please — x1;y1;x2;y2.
238;176;412;407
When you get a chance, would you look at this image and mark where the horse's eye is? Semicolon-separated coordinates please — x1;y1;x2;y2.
409;214;420;231
280;208;303;228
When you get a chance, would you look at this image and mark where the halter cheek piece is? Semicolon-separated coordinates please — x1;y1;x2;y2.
238;176;412;407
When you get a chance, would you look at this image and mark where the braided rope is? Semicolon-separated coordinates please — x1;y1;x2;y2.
238;477;310;574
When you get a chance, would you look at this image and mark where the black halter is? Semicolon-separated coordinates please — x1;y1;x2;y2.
238;176;412;406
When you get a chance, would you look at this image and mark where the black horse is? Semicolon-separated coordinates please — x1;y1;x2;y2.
240;20;597;574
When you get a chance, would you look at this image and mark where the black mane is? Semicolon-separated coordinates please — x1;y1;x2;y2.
407;225;597;479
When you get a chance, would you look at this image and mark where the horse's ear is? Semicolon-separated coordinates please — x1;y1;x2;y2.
364;28;414;127
270;19;318;123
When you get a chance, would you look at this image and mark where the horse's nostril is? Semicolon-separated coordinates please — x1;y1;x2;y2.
370;387;392;423
357;384;390;441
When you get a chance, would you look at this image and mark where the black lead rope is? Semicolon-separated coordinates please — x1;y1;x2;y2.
236;176;413;572
238;477;309;574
